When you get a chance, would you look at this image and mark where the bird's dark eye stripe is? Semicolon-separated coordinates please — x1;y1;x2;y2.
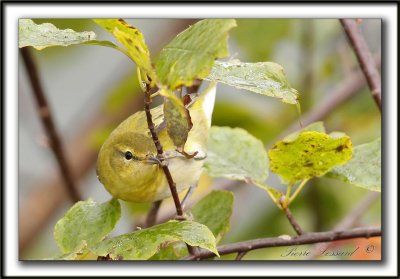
125;151;133;160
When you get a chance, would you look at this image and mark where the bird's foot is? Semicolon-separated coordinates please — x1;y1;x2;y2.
175;147;198;159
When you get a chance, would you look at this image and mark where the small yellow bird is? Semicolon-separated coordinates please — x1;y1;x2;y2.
96;84;216;203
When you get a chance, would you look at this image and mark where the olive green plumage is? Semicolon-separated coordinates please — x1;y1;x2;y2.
96;84;216;202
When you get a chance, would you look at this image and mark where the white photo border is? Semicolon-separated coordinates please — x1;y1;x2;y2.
3;2;397;277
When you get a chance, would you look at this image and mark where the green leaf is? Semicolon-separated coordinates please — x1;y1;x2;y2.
54;198;121;254
327;138;381;192
93;19;156;83
191;190;234;242
155;19;236;89
44;241;90;260
90;220;219;260
268;131;353;184
161;88;191;149
206;60;299;104
205;126;269;185
151;190;233;260
19;19;97;50
149;241;188;260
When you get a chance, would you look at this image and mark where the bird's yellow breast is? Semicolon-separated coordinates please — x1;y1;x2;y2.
96;84;216;202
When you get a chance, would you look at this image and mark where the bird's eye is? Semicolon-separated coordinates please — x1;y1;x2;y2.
125;151;133;160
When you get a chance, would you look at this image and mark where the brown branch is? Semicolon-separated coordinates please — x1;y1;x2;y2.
20;47;81;203
234;251;247;261
183;226;381;260
143;86;199;258
186;245;200;259
143;81;204;228
280;200;304;236
144;85;183;217
340;19;381;110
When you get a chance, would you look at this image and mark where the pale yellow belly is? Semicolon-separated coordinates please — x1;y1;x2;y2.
153;157;205;201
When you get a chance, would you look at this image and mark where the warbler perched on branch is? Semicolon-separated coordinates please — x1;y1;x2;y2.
96;84;216;202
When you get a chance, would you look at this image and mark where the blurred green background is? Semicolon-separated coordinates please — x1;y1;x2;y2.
18;19;381;260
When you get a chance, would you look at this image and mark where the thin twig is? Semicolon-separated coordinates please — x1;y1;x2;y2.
145;200;162;228
183;226;381;260
186;245;200;259
20;48;81;203
144;84;183;217
340;19;381;110
142;80;204;224
235;251;248;261
279;197;304;236
307;191;380;259
283;207;304;236
143;84;202;258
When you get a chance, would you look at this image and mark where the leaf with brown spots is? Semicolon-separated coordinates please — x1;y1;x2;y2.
268;131;353;184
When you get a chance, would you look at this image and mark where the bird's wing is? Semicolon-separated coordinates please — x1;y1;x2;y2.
116;104;165;135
